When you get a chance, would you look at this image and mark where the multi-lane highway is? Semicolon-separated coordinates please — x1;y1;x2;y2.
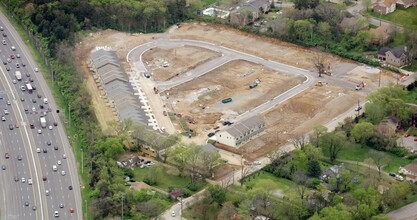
0;12;82;220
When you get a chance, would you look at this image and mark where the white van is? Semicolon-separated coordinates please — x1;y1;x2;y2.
43;98;48;104
52;165;57;171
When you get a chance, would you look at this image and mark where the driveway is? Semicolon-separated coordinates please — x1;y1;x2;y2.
389;202;417;220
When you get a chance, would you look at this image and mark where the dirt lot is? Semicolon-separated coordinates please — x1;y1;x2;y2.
142;46;221;81
239;84;366;159
75;23;398;161
163;59;305;134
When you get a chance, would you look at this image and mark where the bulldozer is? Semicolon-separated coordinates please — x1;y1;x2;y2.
315;81;324;87
249;79;261;89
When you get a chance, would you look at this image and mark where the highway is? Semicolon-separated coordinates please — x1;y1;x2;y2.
0;11;82;220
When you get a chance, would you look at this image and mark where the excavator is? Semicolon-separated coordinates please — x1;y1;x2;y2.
355;81;366;90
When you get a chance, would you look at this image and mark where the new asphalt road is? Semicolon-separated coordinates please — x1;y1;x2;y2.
0;11;82;220
127;37;316;121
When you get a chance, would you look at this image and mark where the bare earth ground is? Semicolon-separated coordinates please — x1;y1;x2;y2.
142;46;221;81
240;85;365;160
75;23;398;161
163;60;305;134
170;22;348;71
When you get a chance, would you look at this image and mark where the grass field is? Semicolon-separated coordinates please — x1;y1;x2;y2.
133;165;206;192
230;172;304;199
322;143;411;172
371;8;417;29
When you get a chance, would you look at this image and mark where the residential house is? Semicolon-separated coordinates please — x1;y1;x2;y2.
399;163;417;183
230;0;271;26
396;0;417;8
377;46;410;67
373;0;396;14
215;115;265;148
320;164;345;182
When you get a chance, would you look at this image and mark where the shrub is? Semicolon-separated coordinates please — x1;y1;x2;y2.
389;147;408;157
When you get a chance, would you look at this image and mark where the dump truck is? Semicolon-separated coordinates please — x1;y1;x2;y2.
15;71;22;81
40;117;46;128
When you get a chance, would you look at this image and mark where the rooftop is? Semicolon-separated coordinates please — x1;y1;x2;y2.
224;115;264;138
90;49;148;125
403;164;417;174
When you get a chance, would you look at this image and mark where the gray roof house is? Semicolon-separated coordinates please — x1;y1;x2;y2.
377;46;410;67
230;0;271;26
90;49;148;125
215;115;265;148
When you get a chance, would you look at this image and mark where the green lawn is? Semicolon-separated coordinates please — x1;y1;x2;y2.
370;8;417;29
133;166;206;192
238;172;300;198
323;143;411;172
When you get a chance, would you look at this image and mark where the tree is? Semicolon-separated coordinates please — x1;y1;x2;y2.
304;144;323;161
365;102;385;124
312;125;328;147
351;30;371;52
307;160;322;178
321;131;346;162
168;143;191;176
329;170;354;193
367;84;413;121
201;150;223;177
208;185;226;205
312;203;353;220
217;202;237;220
362;0;372;11
351;122;374;144
96;137;125;160
369;151;391;179
292;134;308;150
317;21;332;49
289;149;309;172
107;119;133;138
294;0;320;9
293;172;309;200
294;19;313;42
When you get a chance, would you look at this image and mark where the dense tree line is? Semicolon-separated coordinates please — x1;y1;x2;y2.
4;0;196;55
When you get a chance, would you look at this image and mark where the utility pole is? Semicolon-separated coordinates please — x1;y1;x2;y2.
81;148;84;174
379;70;381;87
68;103;71;128
121;193;124;220
180;196;183;220
85;200;88;220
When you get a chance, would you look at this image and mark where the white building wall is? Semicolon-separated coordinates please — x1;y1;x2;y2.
215;131;237;148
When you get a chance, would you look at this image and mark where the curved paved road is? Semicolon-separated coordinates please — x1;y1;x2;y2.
127;38;315;120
